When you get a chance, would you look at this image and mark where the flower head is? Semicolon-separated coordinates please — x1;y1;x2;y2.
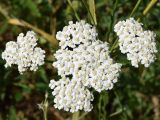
49;78;93;112
2;31;45;73
56;20;97;49
53;40;121;92
114;18;157;67
49;21;121;112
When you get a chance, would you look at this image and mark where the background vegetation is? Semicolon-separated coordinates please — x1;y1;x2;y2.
0;0;160;120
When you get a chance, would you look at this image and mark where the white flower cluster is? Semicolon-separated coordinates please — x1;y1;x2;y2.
56;21;97;49
49;78;93;112
49;21;121;112
2;31;45;73
114;18;157;67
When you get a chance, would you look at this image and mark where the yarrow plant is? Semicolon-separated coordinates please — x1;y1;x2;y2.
49;21;122;112
0;0;159;119
2;31;45;74
1;15;158;116
114;18;157;67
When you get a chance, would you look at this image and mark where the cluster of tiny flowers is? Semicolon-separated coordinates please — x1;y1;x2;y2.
56;21;97;49
2;31;45;73
49;78;93;112
49;21;121;112
114;18;157;67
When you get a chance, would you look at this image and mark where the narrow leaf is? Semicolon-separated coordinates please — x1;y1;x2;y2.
88;0;97;25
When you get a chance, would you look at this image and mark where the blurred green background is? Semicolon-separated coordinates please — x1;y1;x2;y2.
0;0;160;120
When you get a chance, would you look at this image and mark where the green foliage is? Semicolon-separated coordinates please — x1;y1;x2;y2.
8;106;19;120
0;0;160;120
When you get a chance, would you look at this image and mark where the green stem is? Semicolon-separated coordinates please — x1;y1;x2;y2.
43;109;47;120
143;0;158;15
45;60;53;63
67;0;80;21
109;109;122;117
106;0;118;43
129;0;142;17
110;38;118;53
72;111;80;120
114;91;127;119
138;0;158;21
102;92;108;120
81;0;96;25
0;5;9;19
44;92;48;120
139;66;146;85
98;94;103;120
79;112;88;120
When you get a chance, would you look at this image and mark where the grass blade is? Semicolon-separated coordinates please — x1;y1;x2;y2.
88;0;97;25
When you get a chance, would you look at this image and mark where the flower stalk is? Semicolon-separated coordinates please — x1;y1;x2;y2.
72;112;80;120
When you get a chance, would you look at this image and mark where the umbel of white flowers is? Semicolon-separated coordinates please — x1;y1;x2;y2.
2;31;45;74
49;21;122;112
114;18;157;67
